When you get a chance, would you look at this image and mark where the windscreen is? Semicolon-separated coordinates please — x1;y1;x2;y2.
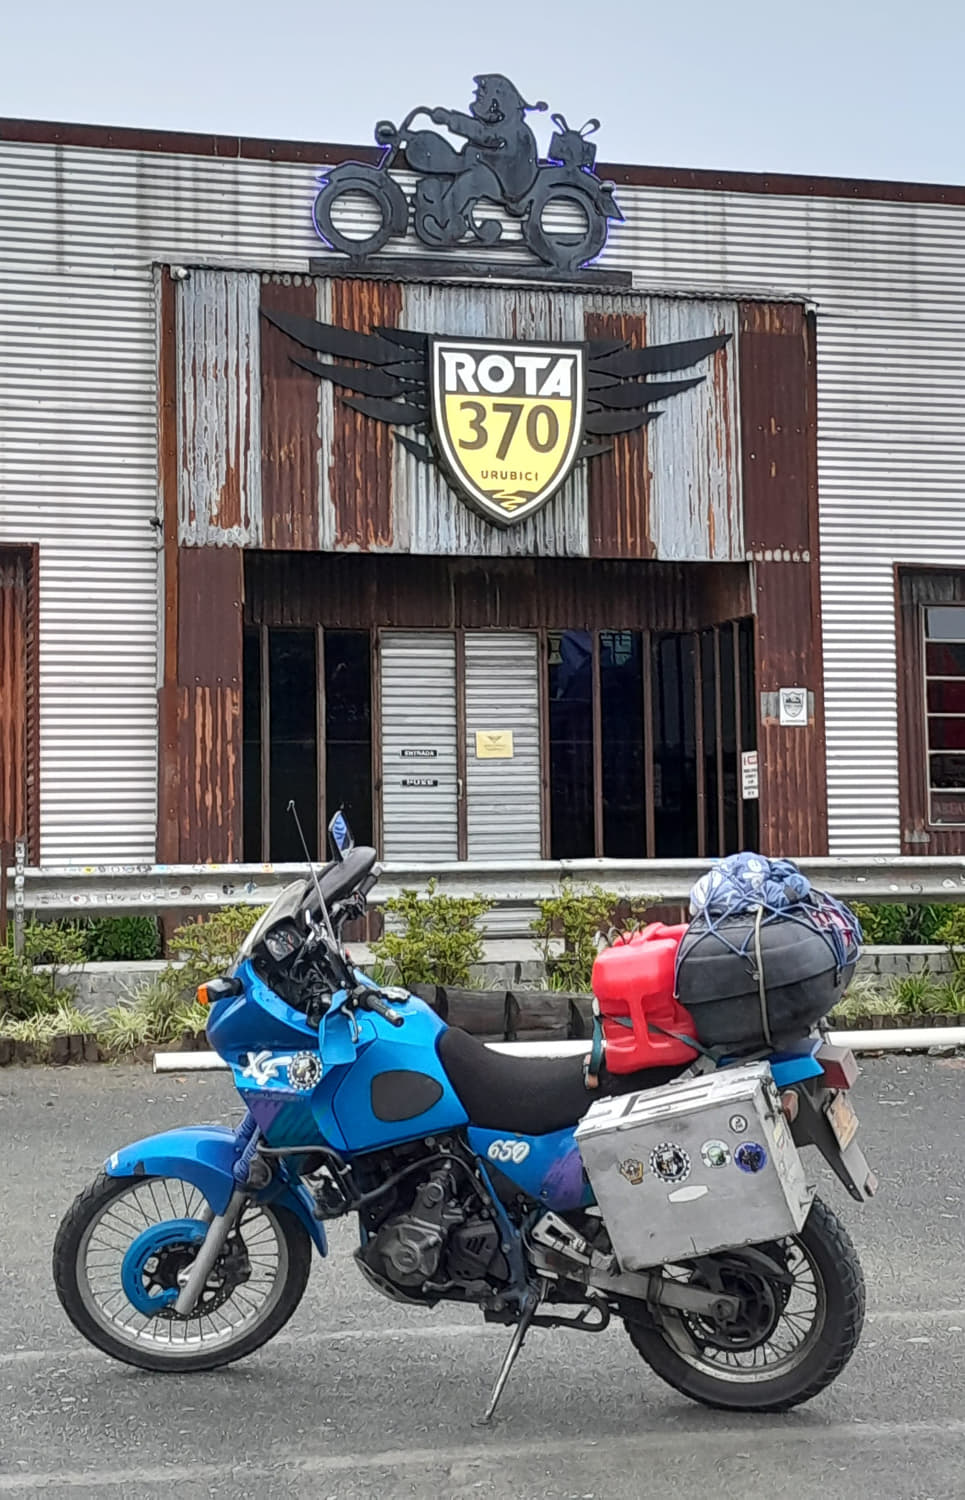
236;879;309;959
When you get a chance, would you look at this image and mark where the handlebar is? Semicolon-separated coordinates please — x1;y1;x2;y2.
358;989;405;1028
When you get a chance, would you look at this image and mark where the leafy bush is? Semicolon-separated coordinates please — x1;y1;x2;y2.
371;881;491;988
888;973;943;1015
84;915;161;962
98;984;201;1057
531;884;658;994
852;903;946;946
96;904;261;1055
0;936;79;1021
830;976;888;1021
932;906;965;955
22;921;87;970
167;905;264;995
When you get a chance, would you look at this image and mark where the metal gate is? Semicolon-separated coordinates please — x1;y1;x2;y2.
379;631;542;863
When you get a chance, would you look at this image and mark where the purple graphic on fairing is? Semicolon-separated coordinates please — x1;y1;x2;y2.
541;1146;590;1210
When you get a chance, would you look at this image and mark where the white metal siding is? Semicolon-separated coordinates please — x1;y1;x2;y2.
379;632;458;862
596;189;965;854
3;138;964;858
465;633;542;861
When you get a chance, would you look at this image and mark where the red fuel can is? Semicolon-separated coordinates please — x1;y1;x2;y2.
591;923;699;1072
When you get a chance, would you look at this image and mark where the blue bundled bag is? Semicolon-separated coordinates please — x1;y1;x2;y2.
676;852;861;1054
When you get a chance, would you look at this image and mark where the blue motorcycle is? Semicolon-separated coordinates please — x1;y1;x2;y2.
54;814;873;1418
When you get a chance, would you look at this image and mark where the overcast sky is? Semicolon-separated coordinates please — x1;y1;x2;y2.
2;0;963;184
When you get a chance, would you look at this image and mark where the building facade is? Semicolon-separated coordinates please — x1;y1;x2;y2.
1;99;964;868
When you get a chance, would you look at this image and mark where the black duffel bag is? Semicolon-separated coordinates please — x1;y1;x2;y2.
676;908;857;1054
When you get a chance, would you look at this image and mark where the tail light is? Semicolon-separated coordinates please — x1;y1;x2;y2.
780;1090;800;1123
817;1043;859;1091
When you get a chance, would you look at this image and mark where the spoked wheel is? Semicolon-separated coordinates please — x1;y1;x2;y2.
626;1197;865;1412
53;1173;311;1373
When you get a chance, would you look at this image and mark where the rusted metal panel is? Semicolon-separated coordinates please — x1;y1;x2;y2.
329;278;402;549
738;302;810;558
177;685;242;862
173;546;243;862
740;303;826;855
584;309;653;559
245;552;752;635
583;294;742;562
396;282;589;558
738;302;826;856
259;275;323;550
157;269;181;862
177;547;243;688
177;270;262;546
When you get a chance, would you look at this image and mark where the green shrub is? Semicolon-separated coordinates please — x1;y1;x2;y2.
531;884;658;994
167;905;265;996
932;906;965;955
830;976;889;1021
371;881;491;988
887;973;944;1015
852;903;948;946
84;915;161;962
0;939;74;1020
22;920;87;970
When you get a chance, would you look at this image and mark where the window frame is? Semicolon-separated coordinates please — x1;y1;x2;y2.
920;601;965;828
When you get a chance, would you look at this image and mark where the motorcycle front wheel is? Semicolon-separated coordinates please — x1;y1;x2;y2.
53;1172;311;1373
625;1196;865;1412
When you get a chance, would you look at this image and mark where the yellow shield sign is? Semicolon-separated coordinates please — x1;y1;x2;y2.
430;337;586;526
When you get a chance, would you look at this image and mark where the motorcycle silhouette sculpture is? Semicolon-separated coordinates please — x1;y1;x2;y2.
312;74;623;272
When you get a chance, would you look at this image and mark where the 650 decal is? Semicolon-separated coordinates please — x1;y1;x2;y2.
486;1139;531;1165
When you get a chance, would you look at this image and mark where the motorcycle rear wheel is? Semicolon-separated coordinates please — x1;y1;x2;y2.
53;1172;311;1373
626;1196;865;1412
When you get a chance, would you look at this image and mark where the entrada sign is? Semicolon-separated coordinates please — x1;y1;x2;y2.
262;307;731;528
311;73;622;273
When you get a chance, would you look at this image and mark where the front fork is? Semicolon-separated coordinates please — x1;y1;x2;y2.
174;1111;262;1317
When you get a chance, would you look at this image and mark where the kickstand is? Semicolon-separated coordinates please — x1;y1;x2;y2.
477;1281;546;1426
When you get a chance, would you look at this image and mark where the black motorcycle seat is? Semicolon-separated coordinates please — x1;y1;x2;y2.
437;1026;685;1137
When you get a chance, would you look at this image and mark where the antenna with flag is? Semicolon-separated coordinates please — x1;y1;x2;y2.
287;800;337;947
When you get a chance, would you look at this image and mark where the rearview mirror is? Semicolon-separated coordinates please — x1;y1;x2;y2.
328;809;354;860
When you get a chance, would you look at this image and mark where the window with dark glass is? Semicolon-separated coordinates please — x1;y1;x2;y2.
546;621;756;860
924;606;965;825
243;627;373;861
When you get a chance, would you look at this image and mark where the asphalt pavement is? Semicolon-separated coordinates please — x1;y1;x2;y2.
1;1056;964;1499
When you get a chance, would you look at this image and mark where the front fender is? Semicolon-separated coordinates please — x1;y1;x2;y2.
104;1125;328;1257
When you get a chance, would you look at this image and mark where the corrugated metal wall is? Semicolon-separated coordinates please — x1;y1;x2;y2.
464;633;542;860
379;632;459;861
172;272;742;563
596;190;965;853
3;136;963;855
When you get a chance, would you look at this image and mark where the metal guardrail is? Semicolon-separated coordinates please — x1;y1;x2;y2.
6;855;965;918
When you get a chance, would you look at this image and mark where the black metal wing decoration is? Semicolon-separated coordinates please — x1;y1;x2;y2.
261;308;436;463
263;308;730;472
577;331;730;458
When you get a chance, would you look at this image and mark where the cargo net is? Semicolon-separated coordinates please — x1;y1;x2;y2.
678;853;863;1049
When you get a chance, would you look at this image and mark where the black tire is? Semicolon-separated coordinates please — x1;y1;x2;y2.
313;181;397;258
626;1197;865;1413
523;182;609;271
53;1172;312;1374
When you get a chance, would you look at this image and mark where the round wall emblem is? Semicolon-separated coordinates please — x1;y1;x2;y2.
700;1139;731;1169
